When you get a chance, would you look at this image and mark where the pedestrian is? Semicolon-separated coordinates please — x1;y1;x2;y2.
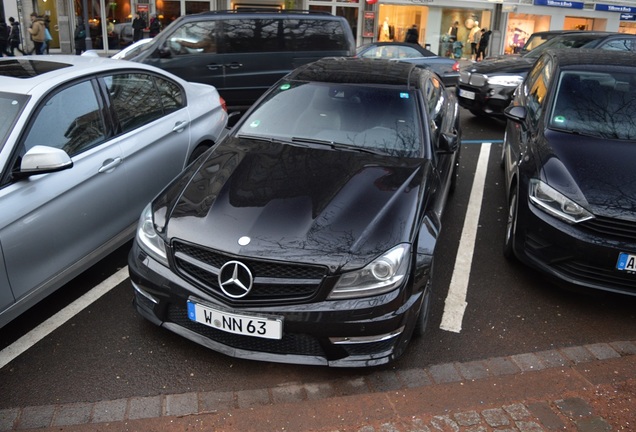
448;21;459;42
477;28;491;61
0;19;9;56
470;25;481;61
149;14;161;38
74;16;86;55
8;17;25;56
405;24;419;44
28;12;46;55
132;13;146;42
42;15;51;54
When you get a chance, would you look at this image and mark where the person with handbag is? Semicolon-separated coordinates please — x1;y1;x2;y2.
74;17;86;55
28;13;46;55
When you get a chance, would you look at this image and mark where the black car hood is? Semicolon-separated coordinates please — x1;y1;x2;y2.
155;137;428;271
540;131;636;221
466;56;534;75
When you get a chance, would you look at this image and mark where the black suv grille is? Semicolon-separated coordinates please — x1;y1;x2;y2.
172;240;328;304
581;215;636;243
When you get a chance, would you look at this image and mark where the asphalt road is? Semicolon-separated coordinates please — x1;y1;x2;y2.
1;109;635;410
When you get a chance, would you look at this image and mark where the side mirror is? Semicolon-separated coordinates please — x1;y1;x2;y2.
438;132;458;154
504;105;527;123
158;42;172;58
15;145;73;179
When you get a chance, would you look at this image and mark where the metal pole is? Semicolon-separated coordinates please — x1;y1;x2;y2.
82;0;92;50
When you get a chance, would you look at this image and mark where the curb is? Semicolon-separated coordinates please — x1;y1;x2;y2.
1;340;635;431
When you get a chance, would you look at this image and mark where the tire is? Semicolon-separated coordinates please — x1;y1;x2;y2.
413;270;433;337
187;145;211;166
503;187;518;260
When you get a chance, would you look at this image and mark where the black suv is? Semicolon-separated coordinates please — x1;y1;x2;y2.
128;10;356;111
457;31;636;117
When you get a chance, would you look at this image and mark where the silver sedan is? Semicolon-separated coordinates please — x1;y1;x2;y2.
0;55;227;327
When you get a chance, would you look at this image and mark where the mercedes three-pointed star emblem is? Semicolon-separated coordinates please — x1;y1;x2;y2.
218;260;253;299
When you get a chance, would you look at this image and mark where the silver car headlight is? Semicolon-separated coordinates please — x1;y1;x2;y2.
487;75;524;87
136;203;169;266
529;179;594;224
329;244;410;300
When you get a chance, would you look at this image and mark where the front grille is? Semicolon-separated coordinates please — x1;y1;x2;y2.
172;240;328;304
167;304;326;356
581;215;636;243
551;260;636;293
469;73;487;87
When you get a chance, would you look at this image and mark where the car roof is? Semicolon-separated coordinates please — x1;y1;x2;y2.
545;48;636;68
285;57;427;88
0;56;181;95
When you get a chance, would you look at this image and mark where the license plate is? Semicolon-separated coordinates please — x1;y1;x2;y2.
459;89;475;100
616;252;636;272
187;301;283;340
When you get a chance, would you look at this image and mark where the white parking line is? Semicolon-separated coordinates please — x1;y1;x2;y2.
0;266;128;370
440;143;492;333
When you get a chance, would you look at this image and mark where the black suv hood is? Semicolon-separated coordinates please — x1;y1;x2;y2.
466;56;535;75
154;137;429;271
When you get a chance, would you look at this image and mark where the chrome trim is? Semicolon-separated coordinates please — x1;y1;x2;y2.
329;326;405;345
132;282;159;304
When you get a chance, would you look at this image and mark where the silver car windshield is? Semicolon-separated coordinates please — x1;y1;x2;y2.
549;71;636;140
0;92;28;154
238;82;421;157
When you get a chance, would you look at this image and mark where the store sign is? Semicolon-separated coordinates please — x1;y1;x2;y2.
620;13;636;21
363;11;375;37
533;0;584;9
595;4;636;13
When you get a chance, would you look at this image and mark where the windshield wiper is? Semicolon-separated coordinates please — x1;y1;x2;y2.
291;137;384;155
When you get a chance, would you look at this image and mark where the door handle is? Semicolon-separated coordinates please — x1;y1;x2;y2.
98;157;122;173
173;121;189;132
225;62;243;69
206;64;222;71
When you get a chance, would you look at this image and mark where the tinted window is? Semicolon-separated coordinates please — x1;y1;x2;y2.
525;57;552;124
23;80;106;157
169;21;217;55
600;38;636;52
221;18;347;53
105;73;182;133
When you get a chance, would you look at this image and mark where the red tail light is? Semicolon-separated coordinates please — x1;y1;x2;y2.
220;96;227;112
452;61;460;72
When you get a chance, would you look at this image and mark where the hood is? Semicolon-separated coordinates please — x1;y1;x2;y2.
539;130;636;221
465;56;534;75
155;137;428;271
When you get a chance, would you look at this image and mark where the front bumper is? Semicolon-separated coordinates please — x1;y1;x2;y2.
128;241;428;367
512;192;636;296
456;84;514;116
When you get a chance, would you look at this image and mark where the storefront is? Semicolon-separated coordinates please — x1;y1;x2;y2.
5;0;628;56
368;0;495;58
502;0;621;55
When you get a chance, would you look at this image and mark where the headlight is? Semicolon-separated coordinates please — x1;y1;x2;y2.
136;203;169;266
328;244;410;300
487;75;524;87
529;179;594;224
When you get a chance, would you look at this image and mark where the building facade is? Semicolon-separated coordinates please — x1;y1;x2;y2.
1;0;635;57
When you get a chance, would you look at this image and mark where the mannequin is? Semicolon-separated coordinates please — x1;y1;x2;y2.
379;17;394;42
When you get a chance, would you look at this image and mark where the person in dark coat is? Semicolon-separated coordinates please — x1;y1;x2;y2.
132;13;146;42
74;17;86;55
405;24;419;44
477;28;491;61
148;14;161;38
8;17;24;55
0;20;9;56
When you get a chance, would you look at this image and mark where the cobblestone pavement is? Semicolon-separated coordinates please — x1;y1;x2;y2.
1;341;634;431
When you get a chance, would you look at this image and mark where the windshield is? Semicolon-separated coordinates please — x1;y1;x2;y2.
0;92;28;153
549;70;636;139
237;81;422;157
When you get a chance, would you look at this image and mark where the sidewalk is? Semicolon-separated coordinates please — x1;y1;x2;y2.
1;340;634;431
